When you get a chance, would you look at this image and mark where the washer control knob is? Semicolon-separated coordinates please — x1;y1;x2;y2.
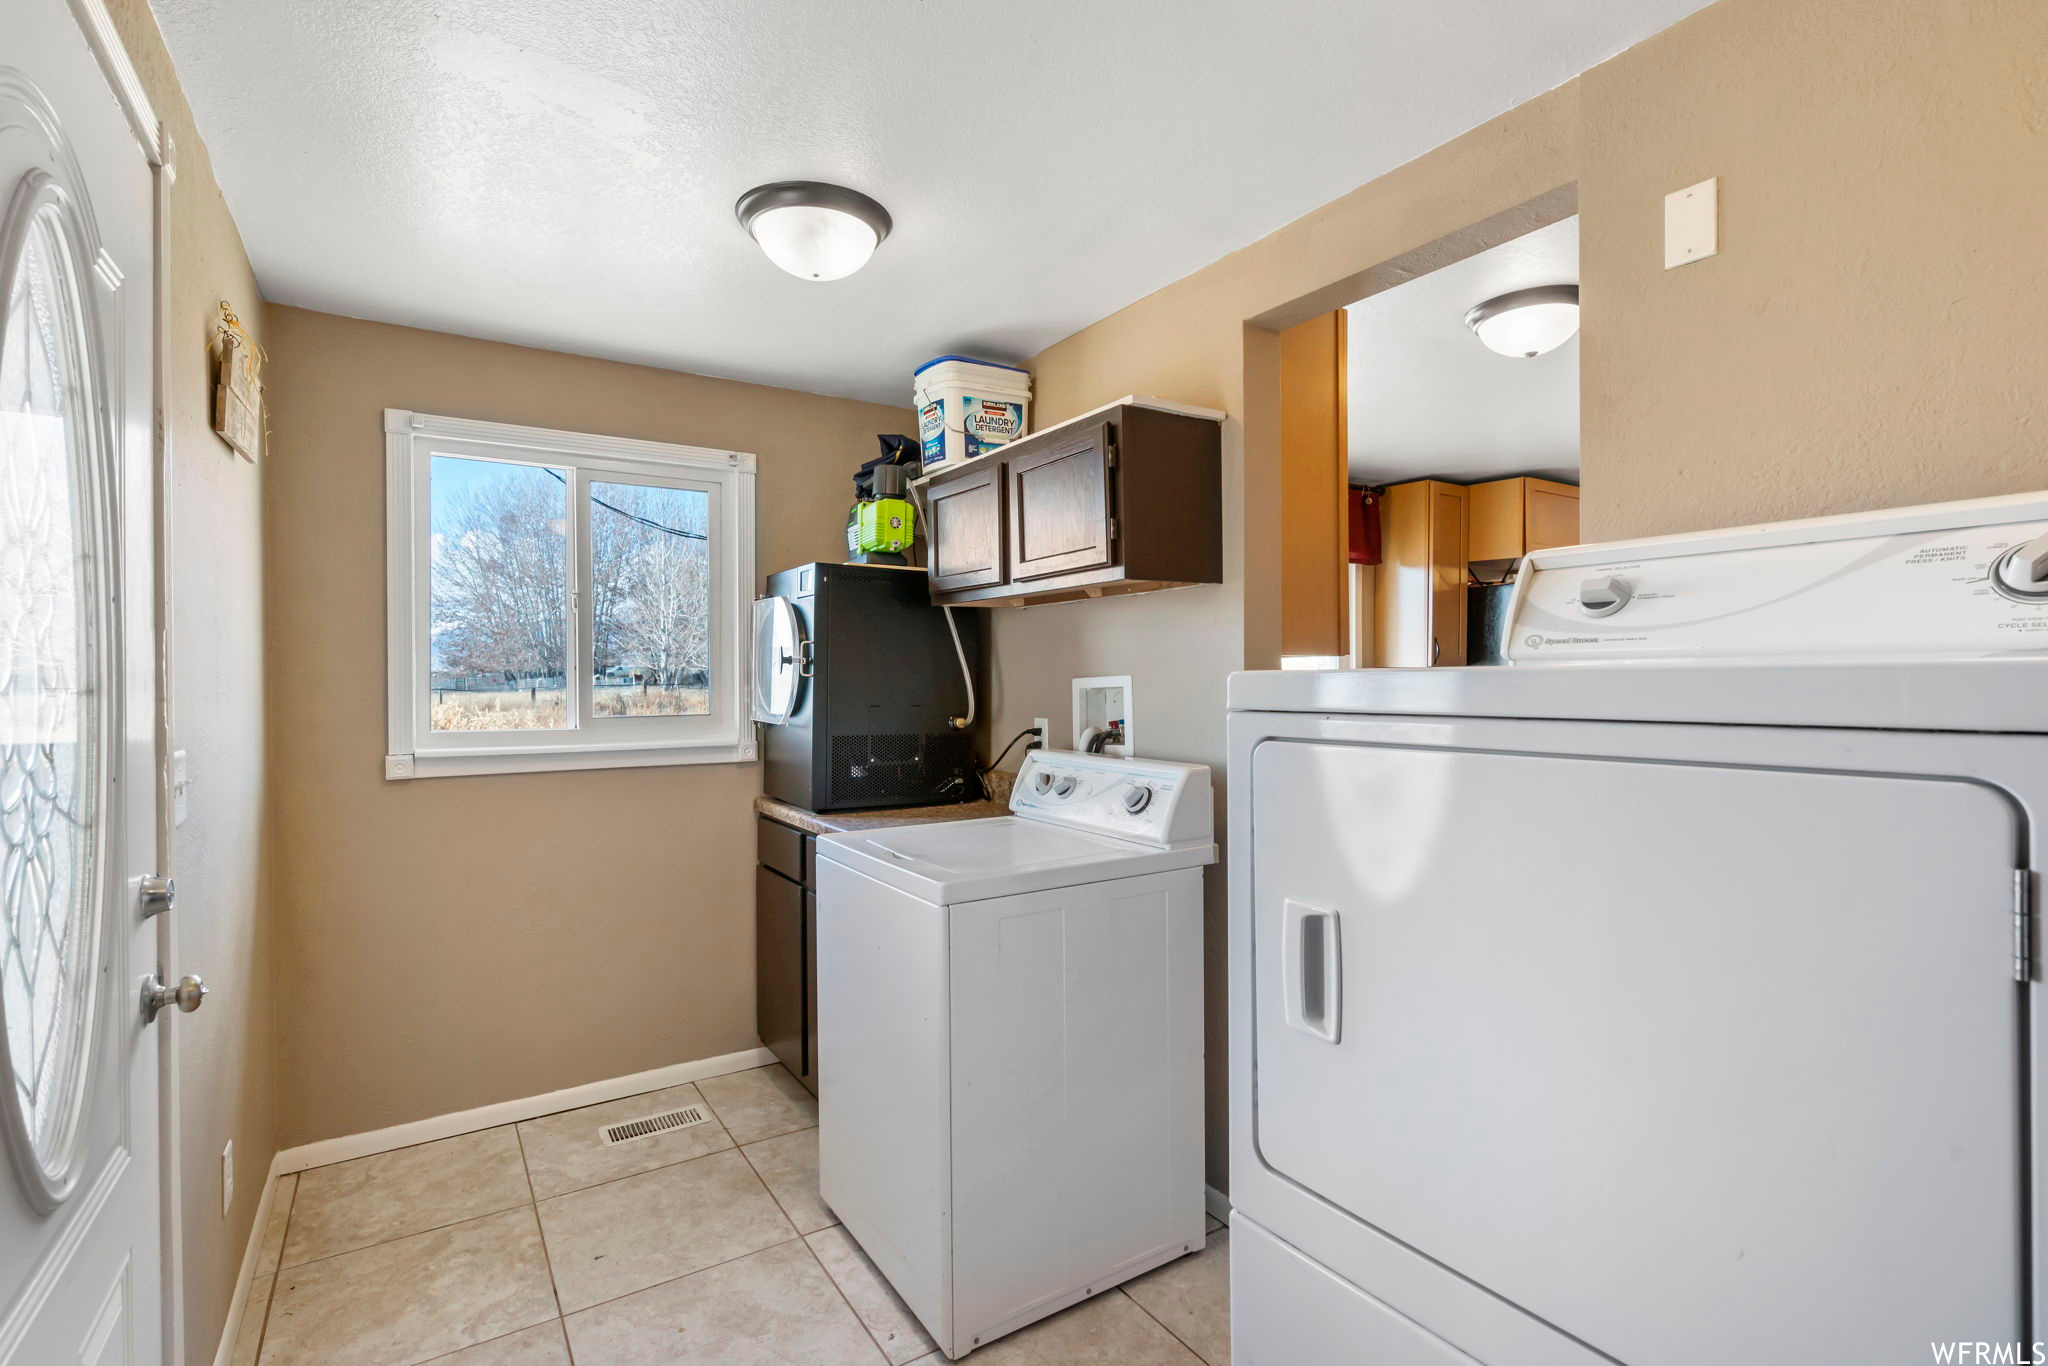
1052;775;1078;798
1122;784;1153;814
1032;770;1056;795
1579;576;1632;618
1996;534;2048;598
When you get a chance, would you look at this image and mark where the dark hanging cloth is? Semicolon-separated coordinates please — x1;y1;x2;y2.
1349;487;1382;566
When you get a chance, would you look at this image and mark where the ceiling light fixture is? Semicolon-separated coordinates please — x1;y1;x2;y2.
736;182;892;282
1464;284;1580;358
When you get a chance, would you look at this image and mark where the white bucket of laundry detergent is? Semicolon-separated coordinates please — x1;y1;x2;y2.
913;356;1032;471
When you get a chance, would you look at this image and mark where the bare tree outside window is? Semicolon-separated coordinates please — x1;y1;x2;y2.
426;455;710;730
429;455;570;729
589;480;711;717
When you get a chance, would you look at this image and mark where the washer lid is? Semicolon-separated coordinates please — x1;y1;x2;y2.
816;816;1215;905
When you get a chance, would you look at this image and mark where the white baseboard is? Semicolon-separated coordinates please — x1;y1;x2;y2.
1205;1183;1231;1226
213;1045;777;1363
272;1046;777;1175
209;1153;285;1366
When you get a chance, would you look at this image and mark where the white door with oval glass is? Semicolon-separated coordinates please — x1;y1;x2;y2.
1;4;172;1365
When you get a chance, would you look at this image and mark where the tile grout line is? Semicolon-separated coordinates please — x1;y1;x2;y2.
409;1319;564;1366
735;1126;827;1237
551;1230;814;1320
271;1196;537;1275
526;1125;741;1203
248;1173;297;1366
511;1123;576;1365
796;1231;895;1365
1117;1285;1216;1366
1117;1232;1230;1366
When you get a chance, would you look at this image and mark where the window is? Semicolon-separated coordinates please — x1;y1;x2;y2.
384;410;756;778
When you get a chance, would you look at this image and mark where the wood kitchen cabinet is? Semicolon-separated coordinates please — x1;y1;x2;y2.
755;815;817;1094
920;401;1221;608
1468;476;1580;566
1374;479;1468;667
926;459;1005;592
1008;420;1116;581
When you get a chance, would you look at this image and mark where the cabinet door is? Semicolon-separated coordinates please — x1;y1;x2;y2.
928;461;1006;591
1430;483;1467;666
1525;482;1579;552
1465;478;1525;563
1008;421;1115;581
756;866;805;1080
802;888;819;1095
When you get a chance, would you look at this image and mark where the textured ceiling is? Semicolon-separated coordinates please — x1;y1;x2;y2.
150;0;1708;406
1348;217;1580;487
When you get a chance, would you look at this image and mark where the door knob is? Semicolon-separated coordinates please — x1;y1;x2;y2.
141;972;207;1024
139;875;175;920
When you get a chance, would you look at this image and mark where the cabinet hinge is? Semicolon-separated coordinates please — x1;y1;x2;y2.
2017;870;2034;983
1107;515;1118;545
1106;432;1118;468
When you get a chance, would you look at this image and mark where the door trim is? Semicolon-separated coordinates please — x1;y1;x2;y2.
58;0;163;167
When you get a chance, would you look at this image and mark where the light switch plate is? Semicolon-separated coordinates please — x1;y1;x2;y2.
1664;177;1718;269
221;1140;234;1216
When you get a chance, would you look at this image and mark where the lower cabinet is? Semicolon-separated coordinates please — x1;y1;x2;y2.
755;815;818;1095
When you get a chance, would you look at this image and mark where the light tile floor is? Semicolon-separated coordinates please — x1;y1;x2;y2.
233;1064;1230;1366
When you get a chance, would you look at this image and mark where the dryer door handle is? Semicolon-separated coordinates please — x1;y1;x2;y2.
1282;899;1342;1044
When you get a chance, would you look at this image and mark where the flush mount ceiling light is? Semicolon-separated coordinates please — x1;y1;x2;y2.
1464;284;1580;358
736;181;892;282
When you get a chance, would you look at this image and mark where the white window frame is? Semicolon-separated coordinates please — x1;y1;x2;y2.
383;409;757;779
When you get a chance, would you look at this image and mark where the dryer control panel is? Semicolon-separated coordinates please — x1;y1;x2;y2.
1009;750;1214;849
1506;492;2048;662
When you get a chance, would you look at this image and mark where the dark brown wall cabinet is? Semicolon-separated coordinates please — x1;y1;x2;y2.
754;815;817;1095
921;403;1221;607
926;459;1005;592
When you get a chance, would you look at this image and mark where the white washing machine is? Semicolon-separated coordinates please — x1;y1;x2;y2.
815;749;1216;1359
1228;491;2048;1365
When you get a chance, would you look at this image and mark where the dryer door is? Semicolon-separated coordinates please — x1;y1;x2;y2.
752;595;806;724
1251;739;2022;1366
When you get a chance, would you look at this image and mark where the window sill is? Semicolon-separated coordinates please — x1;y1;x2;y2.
385;741;758;780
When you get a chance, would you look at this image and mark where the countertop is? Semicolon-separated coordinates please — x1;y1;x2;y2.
755;770;1015;836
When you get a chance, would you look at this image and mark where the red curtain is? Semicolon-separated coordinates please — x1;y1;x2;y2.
1349;487;1381;566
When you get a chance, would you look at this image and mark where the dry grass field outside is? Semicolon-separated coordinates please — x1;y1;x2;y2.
431;686;709;730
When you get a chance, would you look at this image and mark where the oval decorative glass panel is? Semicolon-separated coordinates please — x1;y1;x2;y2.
0;192;109;1209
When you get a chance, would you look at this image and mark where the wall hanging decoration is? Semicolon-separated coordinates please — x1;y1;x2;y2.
212;300;264;460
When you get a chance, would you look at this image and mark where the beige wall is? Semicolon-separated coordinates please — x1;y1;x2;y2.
1579;0;2048;538
262;307;912;1146
995;0;2048;1190
100;3;277;1361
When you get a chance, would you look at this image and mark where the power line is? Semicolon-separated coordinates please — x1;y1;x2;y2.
543;467;707;541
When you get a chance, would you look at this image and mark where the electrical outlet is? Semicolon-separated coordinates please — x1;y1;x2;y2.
221;1139;234;1216
1031;718;1050;751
